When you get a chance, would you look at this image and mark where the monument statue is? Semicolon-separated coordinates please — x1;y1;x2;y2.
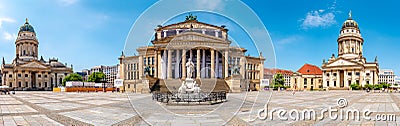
178;58;201;96
186;58;195;78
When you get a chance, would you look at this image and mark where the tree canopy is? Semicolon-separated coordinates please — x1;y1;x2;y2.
87;72;105;83
272;73;284;89
62;73;83;86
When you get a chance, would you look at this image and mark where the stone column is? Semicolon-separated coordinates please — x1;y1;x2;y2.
196;49;201;79
202;50;205;78
175;50;180;78
224;50;229;78
138;56;143;79
211;49;215;78
260;62;264;80
154;51;158;78
182;49;187;79
216;51;219;78
157;51;162;78
162;50;167;79
167;50;173;79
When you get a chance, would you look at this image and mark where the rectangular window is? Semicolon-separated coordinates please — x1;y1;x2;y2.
304;78;307;85
348;72;352;76
9;74;12;78
18;74;21;77
38;74;41;78
128;84;130;88
327;81;330;87
25;74;28;77
356;72;360;76
334;81;336;87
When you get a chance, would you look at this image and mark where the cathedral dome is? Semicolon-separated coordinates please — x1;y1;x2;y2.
341;11;359;29
342;19;359;29
19;18;35;33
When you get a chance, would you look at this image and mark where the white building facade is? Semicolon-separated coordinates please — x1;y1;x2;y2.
378;69;395;84
321;12;379;89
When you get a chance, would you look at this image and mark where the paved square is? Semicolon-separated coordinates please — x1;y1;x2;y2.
0;91;400;125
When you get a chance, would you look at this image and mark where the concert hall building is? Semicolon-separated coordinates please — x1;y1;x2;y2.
118;15;265;93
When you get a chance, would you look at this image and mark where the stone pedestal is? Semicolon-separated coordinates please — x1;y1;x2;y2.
227;75;242;93
138;77;150;93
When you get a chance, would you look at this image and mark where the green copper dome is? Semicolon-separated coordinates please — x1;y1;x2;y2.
19;18;35;33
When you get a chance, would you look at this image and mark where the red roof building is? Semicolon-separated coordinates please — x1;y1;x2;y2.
297;64;322;75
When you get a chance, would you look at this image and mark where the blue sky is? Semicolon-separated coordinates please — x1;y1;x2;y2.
0;0;399;75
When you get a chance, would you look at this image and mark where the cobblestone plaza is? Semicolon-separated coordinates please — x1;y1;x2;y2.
0;91;399;125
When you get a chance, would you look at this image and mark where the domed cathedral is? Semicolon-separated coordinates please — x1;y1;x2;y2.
322;11;379;90
1;18;73;91
119;14;265;93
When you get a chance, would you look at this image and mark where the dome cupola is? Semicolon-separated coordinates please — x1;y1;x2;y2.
19;18;35;33
337;11;364;59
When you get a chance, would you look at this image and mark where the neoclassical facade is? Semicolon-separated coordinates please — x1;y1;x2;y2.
321;13;379;89
1;19;73;91
119;15;265;93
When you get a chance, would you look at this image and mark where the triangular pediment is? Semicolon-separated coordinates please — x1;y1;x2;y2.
325;58;361;67
19;61;48;69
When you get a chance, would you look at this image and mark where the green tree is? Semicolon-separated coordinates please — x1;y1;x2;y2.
88;72;105;83
272;73;284;89
364;84;373;90
62;73;83;86
350;83;360;90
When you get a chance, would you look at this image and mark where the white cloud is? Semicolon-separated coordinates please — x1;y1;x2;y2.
2;31;16;42
300;10;336;29
0;17;15;29
60;0;78;6
300;0;339;29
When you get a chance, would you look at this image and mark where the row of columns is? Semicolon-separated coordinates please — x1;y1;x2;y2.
158;48;229;79
16;43;38;57
2;71;54;88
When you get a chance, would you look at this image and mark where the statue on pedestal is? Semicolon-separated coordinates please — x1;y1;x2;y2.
186;58;195;78
178;58;201;94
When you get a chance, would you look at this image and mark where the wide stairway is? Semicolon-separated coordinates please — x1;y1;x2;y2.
151;78;230;93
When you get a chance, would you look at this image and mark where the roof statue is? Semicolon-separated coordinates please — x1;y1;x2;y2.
185;13;197;21
349;10;352;19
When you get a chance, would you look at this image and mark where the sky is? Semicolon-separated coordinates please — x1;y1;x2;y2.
0;0;399;75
